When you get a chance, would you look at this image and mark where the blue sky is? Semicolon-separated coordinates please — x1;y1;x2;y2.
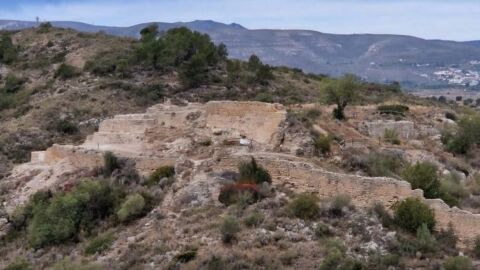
0;0;478;41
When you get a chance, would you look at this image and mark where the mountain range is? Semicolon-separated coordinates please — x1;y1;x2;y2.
1;19;480;89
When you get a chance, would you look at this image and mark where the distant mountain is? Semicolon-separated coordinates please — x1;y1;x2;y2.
1;19;480;89
465;41;480;48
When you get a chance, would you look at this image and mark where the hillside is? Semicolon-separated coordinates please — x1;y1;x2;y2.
2;20;480;89
1;26;480;269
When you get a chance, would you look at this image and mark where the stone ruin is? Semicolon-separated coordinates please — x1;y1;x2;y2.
358;120;416;140
2;101;480;247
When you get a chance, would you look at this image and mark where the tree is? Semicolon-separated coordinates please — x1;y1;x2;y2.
179;53;209;88
248;54;262;71
394;198;435;233
0;33;17;64
320;74;359;120
401;162;440;199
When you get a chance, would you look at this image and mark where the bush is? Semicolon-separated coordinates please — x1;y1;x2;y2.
54;119;79;134
84;232;114;255
365;152;404;177
402;162;440;199
0;34;17;64
27;181;121;248
221;216;240;244
393;198;435;233
445;112;457;121
4;259;32;270
37;22;52;33
371;202;394;228
54;63;78;80
313;135;332;156
377;104;409;116
443;115;480;155
473;237;480;258
439;173;469;206
218;183;260;206
103;151;120;177
314;223;332;238
288;193;320;220
319;241;363;270
384;129;400;145
3;75;24;93
415;223;437;253
174;249;197;263
145;166;175;186
243;210;264;227
117;193;145;222
329;194;351;216
444;256;473;270
238;157;271;184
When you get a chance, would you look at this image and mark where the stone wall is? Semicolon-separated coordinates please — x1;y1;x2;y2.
211;154;480;247
205;101;286;145
359;120;416;140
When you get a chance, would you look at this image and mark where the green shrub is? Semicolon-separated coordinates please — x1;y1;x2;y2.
393;198;435;233
319;241;363;270
54;119;79;134
279;251;298;266
221;216;240;244
84;232;114;255
329;194;351;216
243;210;264;227
384;129;400;145
415;223;437;253
51;258;103;270
3;75;24;93
314;223;332;238
0;33;17;64
238;157;271;184
37;22;52;33
55;63;78;80
443;115;480;155
117;193;145;222
437;224;458;253
439;173;469;206
370;202;394;228
313;135;332;156
103;151;120;177
4;259;32;270
145;166;175;186
218;183;260;206
27;181;121;248
444;256;473;270
402;162;440;199
377;104;409;116
174;249;197;263
445;112;457;121
288;193;320;220
365;152;404;177
474;237;480;258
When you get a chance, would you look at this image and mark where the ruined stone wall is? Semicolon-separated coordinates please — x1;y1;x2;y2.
205;101;286;145
212;154;420;208
212;154;480;247
359;120;416;140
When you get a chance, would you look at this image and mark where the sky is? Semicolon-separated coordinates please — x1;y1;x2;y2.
0;0;479;41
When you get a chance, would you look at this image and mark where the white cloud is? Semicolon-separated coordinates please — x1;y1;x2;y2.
0;0;478;40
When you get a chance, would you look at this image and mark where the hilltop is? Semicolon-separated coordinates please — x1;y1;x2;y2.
1;25;480;269
2;20;480;89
